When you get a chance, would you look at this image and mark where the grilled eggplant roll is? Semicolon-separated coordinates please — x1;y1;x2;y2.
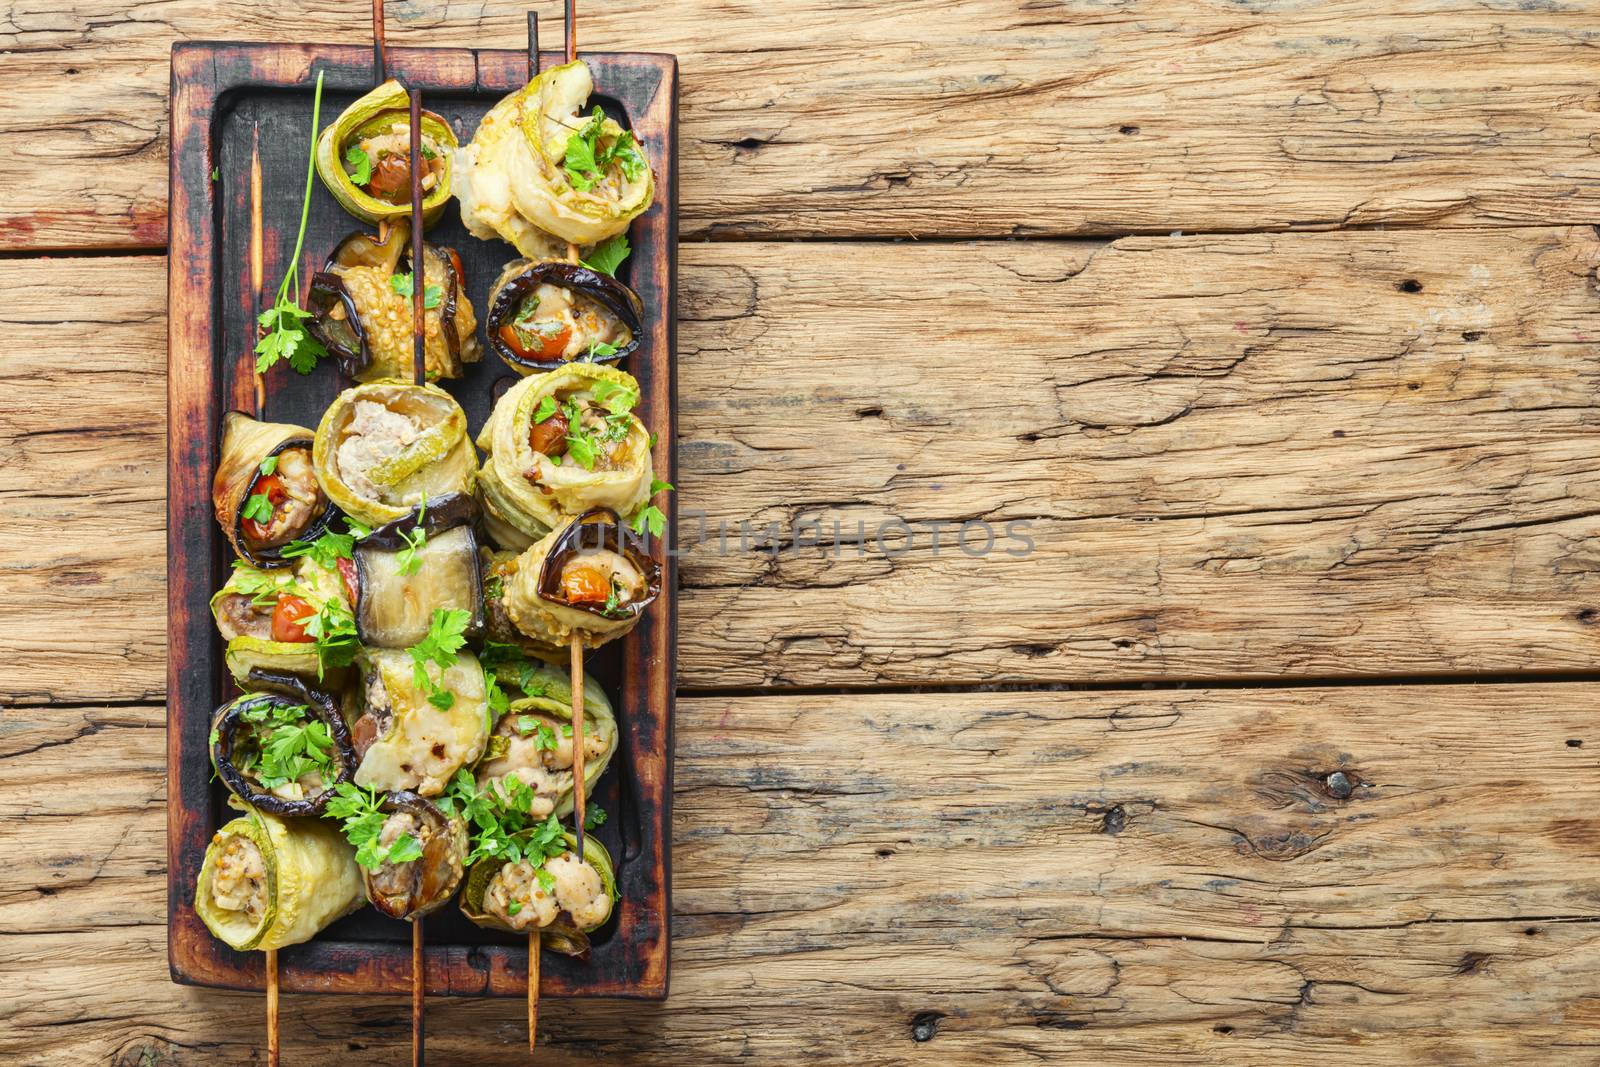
485;258;641;375
476;686;617;820
475;365;653;544
211;557;356;687
362;791;470;920
455;59;653;250
306;221;480;383
352;492;485;648
506;508;661;650
212;413;336;567
195;806;364;952
460;832;615;955
350;647;490;797
313;381;477;528
210;672;356;816
315;79;458;227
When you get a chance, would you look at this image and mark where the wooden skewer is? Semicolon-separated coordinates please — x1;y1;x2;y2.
412;919;426;1067
373;0;387;83
527;928;541;1052
265;948;280;1067
571;636;588;858
403;83;429;1067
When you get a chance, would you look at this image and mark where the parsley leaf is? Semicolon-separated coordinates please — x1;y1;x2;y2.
258;455;279;476
439;771;569;868
565;434;597;470
234;701;336;791
589;379;637;415
255;73;331;376
296;598;360;679
581;233;631;277
325;783;422;871
630;504;667;537
280;525;358;569
389;272;444;309
585;339;622;362
533;395;559;424
229;562;291;607
585;804;607;831
344;144;373;185
408;607;471;708
395;497;430;576
242;493;275;524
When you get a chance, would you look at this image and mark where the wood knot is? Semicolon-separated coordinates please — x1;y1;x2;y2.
1324;771;1356;799
910;1012;944;1042
1454;951;1491;976
1099;805;1128;835
1397;278;1423;293
1118;124;1140;135
1577;608;1598;625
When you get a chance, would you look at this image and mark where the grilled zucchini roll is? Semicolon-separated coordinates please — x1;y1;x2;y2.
455;59;653;250
195;806;364;952
460;832;615;956
315;79;458;227
485;259;641;375
350;647;490;797
313;382;477;528
351;492;485;649
211;557;357;687
307;221;480;383
210;672;356;817
360;791;470;921
212;413;336;567
476;685;617;821
475;365;652;544
505;508;661;650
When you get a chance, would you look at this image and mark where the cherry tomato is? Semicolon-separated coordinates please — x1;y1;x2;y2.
241;474;289;542
499;321;572;363
336;558;360;607
562;565;611;604
271;595;317;643
527;407;569;457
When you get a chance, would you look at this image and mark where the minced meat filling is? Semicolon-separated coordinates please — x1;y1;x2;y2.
476;712;608;817
210;833;268;924
335;400;423;501
483;851;608;933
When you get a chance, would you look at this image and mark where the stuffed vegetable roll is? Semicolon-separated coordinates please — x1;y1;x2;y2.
307;221;480;383
210;672;356;817
360;791;469;921
485;258;641;375
351;492;485;649
212;413;336;567
476;687;617;821
454;59;653;250
505;508;661;650
460;831;615;957
211;557;357;687
195;805;364;952
315;79;457;227
313;381;476;528
476;364;652;542
350;647;490;797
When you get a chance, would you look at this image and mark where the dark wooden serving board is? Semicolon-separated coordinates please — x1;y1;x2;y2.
167;41;677;998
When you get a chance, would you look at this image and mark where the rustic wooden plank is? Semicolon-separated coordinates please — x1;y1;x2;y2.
12;228;1600;699
7;0;1600;248
5;685;1600;1062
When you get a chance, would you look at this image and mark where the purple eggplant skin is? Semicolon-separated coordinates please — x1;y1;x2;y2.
486;261;644;374
352;492;486;648
306;232;468;380
534;507;662;622
219;425;339;569
209;671;356;817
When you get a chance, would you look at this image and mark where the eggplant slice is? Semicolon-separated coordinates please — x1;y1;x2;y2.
212;412;337;567
362;791;470;920
353;491;486;649
210;671;356;817
505;507;662;650
485;258;642;375
307;221;480;383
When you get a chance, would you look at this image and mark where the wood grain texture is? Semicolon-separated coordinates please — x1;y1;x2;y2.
6;686;1600;1063
8;0;1600;248
12;227;1600;700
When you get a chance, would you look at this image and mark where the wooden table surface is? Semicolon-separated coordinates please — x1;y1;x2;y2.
5;1;1600;1063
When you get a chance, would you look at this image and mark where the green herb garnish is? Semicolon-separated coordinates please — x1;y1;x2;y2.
256;72;331;376
296;598;360;678
242;492;274;524
580;233;630;277
408;607;471;709
389;272;444;309
258;455;279;476
344;144;373;185
325;783;422;871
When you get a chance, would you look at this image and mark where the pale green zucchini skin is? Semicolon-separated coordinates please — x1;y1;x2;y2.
315;79;458;227
459;832;616;958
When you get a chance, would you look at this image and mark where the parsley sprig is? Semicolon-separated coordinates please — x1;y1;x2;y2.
256;72;331;376
228;562;292;607
481;641;554;699
280;516;370;570
231;701;337;792
562;107;646;192
389;272;444;309
344;144;373;185
296;598;360;678
408;608;472;710
325;783;425;871
580;233;630;277
395;495;430;576
630;477;674;538
437;770;568;869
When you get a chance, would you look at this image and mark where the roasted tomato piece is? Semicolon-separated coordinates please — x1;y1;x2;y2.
336;557;360;606
527;407;569;457
270;595;317;643
561;565;610;604
241;474;289;543
499;321;571;363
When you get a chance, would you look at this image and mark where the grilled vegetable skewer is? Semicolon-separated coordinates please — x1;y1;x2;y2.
210;672;356;816
213;413;338;567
